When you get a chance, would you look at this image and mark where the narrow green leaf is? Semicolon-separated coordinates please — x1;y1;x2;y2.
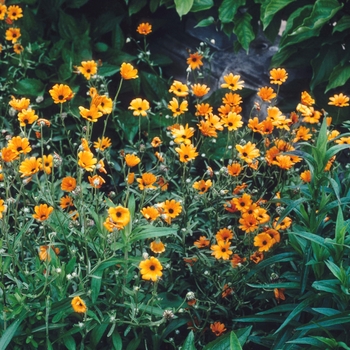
312;307;341;316
325;64;350;92
260;0;296;30
332;14;350;33
288;231;328;248
90;323;109;348
312;336;338;347
174;0;194;18
325;143;350;161
130;226;176;243
218;0;245;24
126;337;141;350
233;12;255;52
66;0;89;8
63;335;76;350
203;331;231;349
296;311;350;330
195;16;215;28
287;337;324;346
235;326;252;346
0;312;26;349
111;330;123;350
247;282;300;289
182;331;196;350
91;270;103;303
312;279;340;294
315;118;328;167
230;331;242;349
325;260;345;283
335;206;346;246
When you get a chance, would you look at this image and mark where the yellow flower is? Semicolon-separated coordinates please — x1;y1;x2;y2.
0;199;6;219
162;199;182;218
13;43;24;54
38;245;60;261
78;151;97;171
191;83;210;97
254;232;275;252
220;73;244;90
125;154;141;167
137;22;152;35
328;93;349;107
236;142;260;164
7;5;23;20
17;109;38;126
169;80;189;97
5;27;21;43
120;62;138;80
93;137;112;151
9;96;30;111
128;98;150;116
270;68;288;85
192;179;212;194
194;236;210;248
49;84;74;104
195;103;213;117
175;143;198;163
222;92;242;106
33;204;54;222
7;136;31;155
168;98;188;117
88;175;105;188
257;86;276;102
107;205;130;228
301;91;315;106
71;296;87;313
79;104;103;122
137;173;157;190
210;240;233;260
186;52;203;70
150;240;165;254
140;206;160;221
77;60;97;80
40;154;53;175
1;147;18;163
139;256;163;281
227;163;242;177
215;227;234;242
19;157;42;177
221;111;243;131
61;176;76;192
171;123;194;145
0;4;7;20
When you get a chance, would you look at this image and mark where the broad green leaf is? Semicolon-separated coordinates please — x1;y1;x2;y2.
218;0;246;24
63;335;76;350
112;24;125;51
129;226;176;243
260;0;296;30
90;323;109;348
325;260;345;283
58;10;81;40
98;64;120;77
111;330;123;350
126;337;141;350
233;12;255;52
12;78;45;97
150;0;160;13
332;14;350;33
195;16;215;28
191;0;214;12
174;0;194;18
312;279;340;294
181;330;196;350
66;0;89;8
312;336;338;347
335;206;346;246
325;143;350;161
94;42;109;52
326;64;350;92
288;231;328;248
203;331;231;349
230;331;242;349
235;326;252;346
128;0;147;16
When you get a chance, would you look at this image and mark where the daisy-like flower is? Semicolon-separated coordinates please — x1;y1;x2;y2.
49;84;74;104
151;137;162;148
141;206;160;221
77;60;97;80
78;151;97;171
328;93;349;107
171;123;195;145
9;96;30;111
71;296;87;313
260;119;274;135
302;107;322;124
301;91;315;106
195;103;213;117
127;172;135;184
17;109;38;126
206;113;224;131
13;43;23;54
128;98;150;116
198;120;217;137
210;240;233;260
61;176;76;192
239;213;259;233
191;83;210;97
265;228;280;243
210;322;226;337
215;227;234;241
231;254;246;268
222;92;242;106
169;80;189;97
233;193;253;212
221;111;243;131
5;27;21;43
274;216;292;230
1;147;18;162
7;136;31;155
335;136;350;144
124;154;141;167
139;256;163;281
222;284;234;298
137;22;152;35
162;199;182;218
79;104;103;122
227;162;242;176
150;240;165;254
257;86;276;102
328;130;340;141
137;173;157;190
0;199;6;219
40;154;53;174
0;4;7;20
93;137;112;151
38;245;60;262
220;73;244;91
168;98;188;117
88;174;105;188
272;155;295;170
250;251;264;264
91;94;113;114
187;52;203;70
270;68;288;85
175;143;198;163
300;170;311;182
108;205;130;228
7;5;23;20
60;195;74;209
293;126;312;142
254;232;275;252
194;236;210;248
120;62;138;80
19;157;42;177
33;204;54;222
193;179;212;194
236;142;260;164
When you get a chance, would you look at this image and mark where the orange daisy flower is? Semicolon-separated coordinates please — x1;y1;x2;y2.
125;154;141;167
270;68;288;85
236;142;260;164
254;232;275;252
19;157;41;177
49;84;74;104
38;245;60;262
137;173;157;190
120;62;138;80
227;162;242;177
88;175;105;188
5;27;21;43
191;83;210;97
169;80;189;97
239;213;259;233
33;204;54;222
193;179;212;194
168;98;188;117
257;86;276;102
140;206;160;221
17;109;38;126
7;136;31;155
77;60;97;80
78;151;97;171
195;103;213;117
187;52;203;70
301;91;315;106
150;240;165;254
250;251;264;264
215;227;234;241
210;322;226;336
231;254;246;268
221;111;243;131
137;22;152;35
128;98;150;116
221;73;244;90
194;236;210;248
61;176;76;192
71;296;87;313
328;93;349;107
175;143;198;163
151;137;162;147
210;240;232;260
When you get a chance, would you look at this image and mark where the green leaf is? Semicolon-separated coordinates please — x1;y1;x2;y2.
296;311;350;330
182;331;196;350
247;282;300;289
325;143;350;162
325;260;345;283
91;270;103;303
235;326;252;346
195;16;215;28
63;335;76;350
58;10;81;40
129;226;177;243
332;14;350;33
150;0;160;13
174;0;194;18
230;331;243;349
111;330;123;350
191;0;214;12
233;12;255;52
90;323;109;348
94;42;109;52
288;231;328;248
160;317;191;342
126;337;141;350
287;337;325;346
128;0;147;16
0;312;26;349
112;24;125;51
219;0;246;24
312;279;340;294
260;0;296;30
98;64;120;77
12;78;45;97
66;0;89;8
325;64;350;92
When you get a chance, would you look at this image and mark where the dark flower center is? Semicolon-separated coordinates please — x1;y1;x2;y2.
58;95;64;100
116;212;122;217
168;208;174;214
150;265;155;271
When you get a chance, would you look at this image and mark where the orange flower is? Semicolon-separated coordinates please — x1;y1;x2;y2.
107;205;130;229
231;254;246;268
328;93;349;107
61;176;76;192
38;245;60;261
236;142;260;164
301;91;315;106
197;120;217;137
77;60;97;80
257;86;276;102
150;240;165;254
210;322;226;337
168;98;188;117
139;256;163;281
221;73;244;90
137;22;152;35
254;232;275;252
33;204;54;222
293;126;312;142
250;251;264;264
127;172;135;184
137;173;157;190
274;288;286;303
93;137;112;151
0;4;7;20
9;96;30;111
1;147;17;162
210;240;232;260
175;143;198;163
7;5;23;20
195;103;213;117
19;157;42;177
222;92;242;106
140;206;160;221
60;195;74;209
193;179;212;194
191;83;210;97
171;123;195;145
13;43;23;54
49;84;74;104
125;154;141;167
239;214;259;233
71;296;87;313
300;170;311;182
128;98;150;116
151;137;162;148
79;104;103;122
194;236;210;248
162;199;182;218
222;284;234;298
5;27;21;43
88;175;105;188
270;68;288;85
169;80;189;97
78;151;97;171
274;216;292;230
215;227;233;241
221;111;243;131
187;52;203;70
227;162;242;177
120;62;138;80
233;193;252;212
41;154;53;175
7;136;31;155
18;109;38;126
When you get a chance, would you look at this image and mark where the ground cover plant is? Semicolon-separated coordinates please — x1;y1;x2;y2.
1;2;350;350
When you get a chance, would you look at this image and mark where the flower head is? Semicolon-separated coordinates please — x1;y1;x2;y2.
328;93;349;107
19;157;41;177
187;52;203;70
18;109;38;126
236;142;260;164
107;206;130;228
7;5;23;20
257;86;276;102
94;137;112;151
49;84;74;104
79;104;103;122
151;137;162;148
128;98;150;116
221;73;244;90
175;143;198;163
0;4;7;20
77;60;97;80
168;98;188;117
38;245;60;261
210;240;233;260
5;27;21;43
78;151;97;171
61;176;77;192
254;232;275;252
171;123;194;145
139;256;163;281
125;154;141;167
137;22;152;35
150;240;165;254
40;154;53;174
71;296;87;313
210;322;226;337
215;228;234;242
270;68;288;85
33;204;54;222
137;173;157;190
9;96;30;111
221;111;243;131
141;206;160;221
120;62;138;80
193;179;212;194
194;236;210;248
162;199;182;218
169;80;189;97
191;83;210;97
